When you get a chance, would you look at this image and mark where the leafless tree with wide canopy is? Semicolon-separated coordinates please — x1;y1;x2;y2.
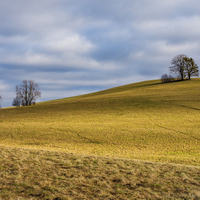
13;80;41;106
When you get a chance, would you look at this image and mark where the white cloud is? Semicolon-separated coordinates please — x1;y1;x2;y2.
0;80;10;91
1;0;200;107
44;34;95;54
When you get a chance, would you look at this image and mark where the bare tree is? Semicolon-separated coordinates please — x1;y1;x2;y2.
161;74;168;83
168;74;174;82
161;74;174;83
183;57;199;79
169;54;187;80
12;96;21;107
15;80;41;106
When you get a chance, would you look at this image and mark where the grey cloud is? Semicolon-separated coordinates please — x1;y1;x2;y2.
1;0;200;107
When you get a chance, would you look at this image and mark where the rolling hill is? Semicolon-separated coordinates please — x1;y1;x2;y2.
0;78;200;166
0;78;200;199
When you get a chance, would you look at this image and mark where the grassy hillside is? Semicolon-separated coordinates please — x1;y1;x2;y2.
0;79;200;166
0;146;200;199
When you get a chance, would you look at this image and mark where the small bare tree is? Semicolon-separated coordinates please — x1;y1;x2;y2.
161;74;174;83
15;80;41;106
168;74;174;82
169;54;187;80
12;96;21;107
161;74;168;83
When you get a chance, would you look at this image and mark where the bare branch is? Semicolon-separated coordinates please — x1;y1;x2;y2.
169;54;187;80
14;80;41;106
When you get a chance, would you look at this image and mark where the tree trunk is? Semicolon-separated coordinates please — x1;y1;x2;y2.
181;74;184;81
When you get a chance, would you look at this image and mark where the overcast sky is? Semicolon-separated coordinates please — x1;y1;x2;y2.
1;0;200;107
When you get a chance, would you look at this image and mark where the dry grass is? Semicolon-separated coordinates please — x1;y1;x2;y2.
0;146;200;200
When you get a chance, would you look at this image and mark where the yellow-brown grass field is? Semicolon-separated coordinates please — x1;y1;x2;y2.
0;78;200;199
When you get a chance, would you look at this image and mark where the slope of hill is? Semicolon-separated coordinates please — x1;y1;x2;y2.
0;146;200;199
0;79;200;166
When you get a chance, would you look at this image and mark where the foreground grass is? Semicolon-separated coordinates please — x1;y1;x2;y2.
0;146;200;199
0;79;200;166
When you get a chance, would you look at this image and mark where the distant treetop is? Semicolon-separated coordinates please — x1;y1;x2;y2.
161;54;199;83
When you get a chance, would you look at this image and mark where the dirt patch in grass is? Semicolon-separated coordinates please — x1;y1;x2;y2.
0;146;200;199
